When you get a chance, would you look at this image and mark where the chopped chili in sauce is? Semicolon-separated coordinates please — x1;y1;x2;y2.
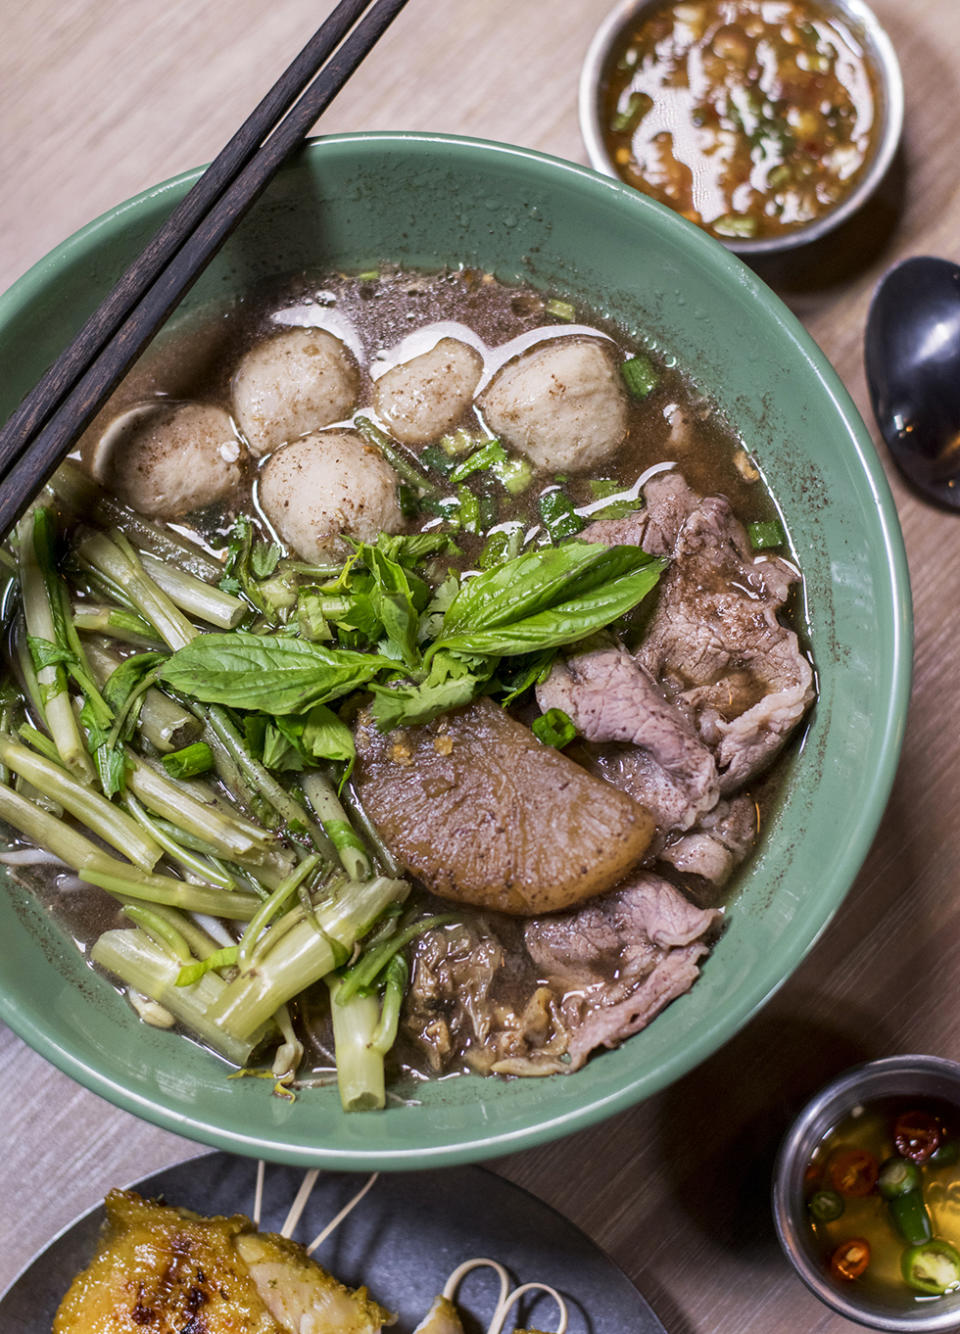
831;1237;871;1281
827;1147;879;1197
894;1111;942;1164
600;0;879;241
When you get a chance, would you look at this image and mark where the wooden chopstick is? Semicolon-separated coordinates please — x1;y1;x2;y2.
0;0;411;541
0;0;375;478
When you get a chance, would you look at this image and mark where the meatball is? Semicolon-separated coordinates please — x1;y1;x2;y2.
84;401;244;518
479;337;628;471
372;337;483;446
259;430;403;562
232;328;360;456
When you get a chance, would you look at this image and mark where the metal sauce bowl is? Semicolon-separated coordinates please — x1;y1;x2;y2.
579;0;904;256
772;1056;960;1331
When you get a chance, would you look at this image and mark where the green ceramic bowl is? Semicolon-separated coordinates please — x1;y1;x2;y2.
0;134;911;1168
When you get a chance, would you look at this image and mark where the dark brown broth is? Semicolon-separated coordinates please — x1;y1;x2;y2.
8;265;800;1083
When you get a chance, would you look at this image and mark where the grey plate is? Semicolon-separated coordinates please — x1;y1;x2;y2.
0;1152;666;1333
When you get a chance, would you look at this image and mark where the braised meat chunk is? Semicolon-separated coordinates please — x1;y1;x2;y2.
354;696;655;915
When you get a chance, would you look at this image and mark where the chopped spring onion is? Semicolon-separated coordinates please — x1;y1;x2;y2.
611;90;652;133
448;438;507;484
532;708;577;749
621;354;659;400
544;297;576;322
748;519;786;550
457;486;481;534
396;483;421;519
538;490;584;543
493;454;533;495
438;427;478;458
419;445;458;477
479;525;524;569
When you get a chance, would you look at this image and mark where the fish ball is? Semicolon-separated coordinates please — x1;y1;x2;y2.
373;337;483;446
259;430;403;562
232;328;360;456
85;401;244;518
480;337;628;471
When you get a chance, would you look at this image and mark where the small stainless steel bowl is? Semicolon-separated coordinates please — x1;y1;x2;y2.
579;0;904;256
773;1056;960;1331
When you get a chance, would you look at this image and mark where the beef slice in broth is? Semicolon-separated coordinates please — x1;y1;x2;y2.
353;696;655;915
524;872;721;1070
636;493;815;792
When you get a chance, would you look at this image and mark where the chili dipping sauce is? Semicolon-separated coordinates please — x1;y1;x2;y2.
600;0;880;241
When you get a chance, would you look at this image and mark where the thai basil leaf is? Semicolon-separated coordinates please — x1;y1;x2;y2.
434;558;667;658
159;633;387;714
261;723;305;772
418;572;460;643
250;542;282;580
439;542;666;645
361;546;424;670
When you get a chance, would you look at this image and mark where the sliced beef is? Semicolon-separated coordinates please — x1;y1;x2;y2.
524;873;721;1070
658;794;757;886
582;468;699;555
536;639;718;838
402;876;720;1077
353;697;655;915
636;494;814;792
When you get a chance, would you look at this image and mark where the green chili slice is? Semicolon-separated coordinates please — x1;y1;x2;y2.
808;1189;844;1223
888;1189;932;1246
901;1240;960;1295
878;1157;922;1200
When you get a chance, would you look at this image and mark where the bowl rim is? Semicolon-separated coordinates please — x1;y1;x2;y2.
0;131;914;1167
578;0;906;256
772;1056;960;1331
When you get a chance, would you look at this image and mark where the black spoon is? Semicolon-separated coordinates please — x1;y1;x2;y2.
865;255;960;509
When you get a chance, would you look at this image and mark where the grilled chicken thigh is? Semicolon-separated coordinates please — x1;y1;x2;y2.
54;1190;392;1334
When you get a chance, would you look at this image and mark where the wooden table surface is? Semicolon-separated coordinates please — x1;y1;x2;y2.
2;1;960;1329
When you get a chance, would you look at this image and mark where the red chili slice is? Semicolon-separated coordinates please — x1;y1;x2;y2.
827;1148;879;1196
894;1111;941;1164
831;1238;871;1281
